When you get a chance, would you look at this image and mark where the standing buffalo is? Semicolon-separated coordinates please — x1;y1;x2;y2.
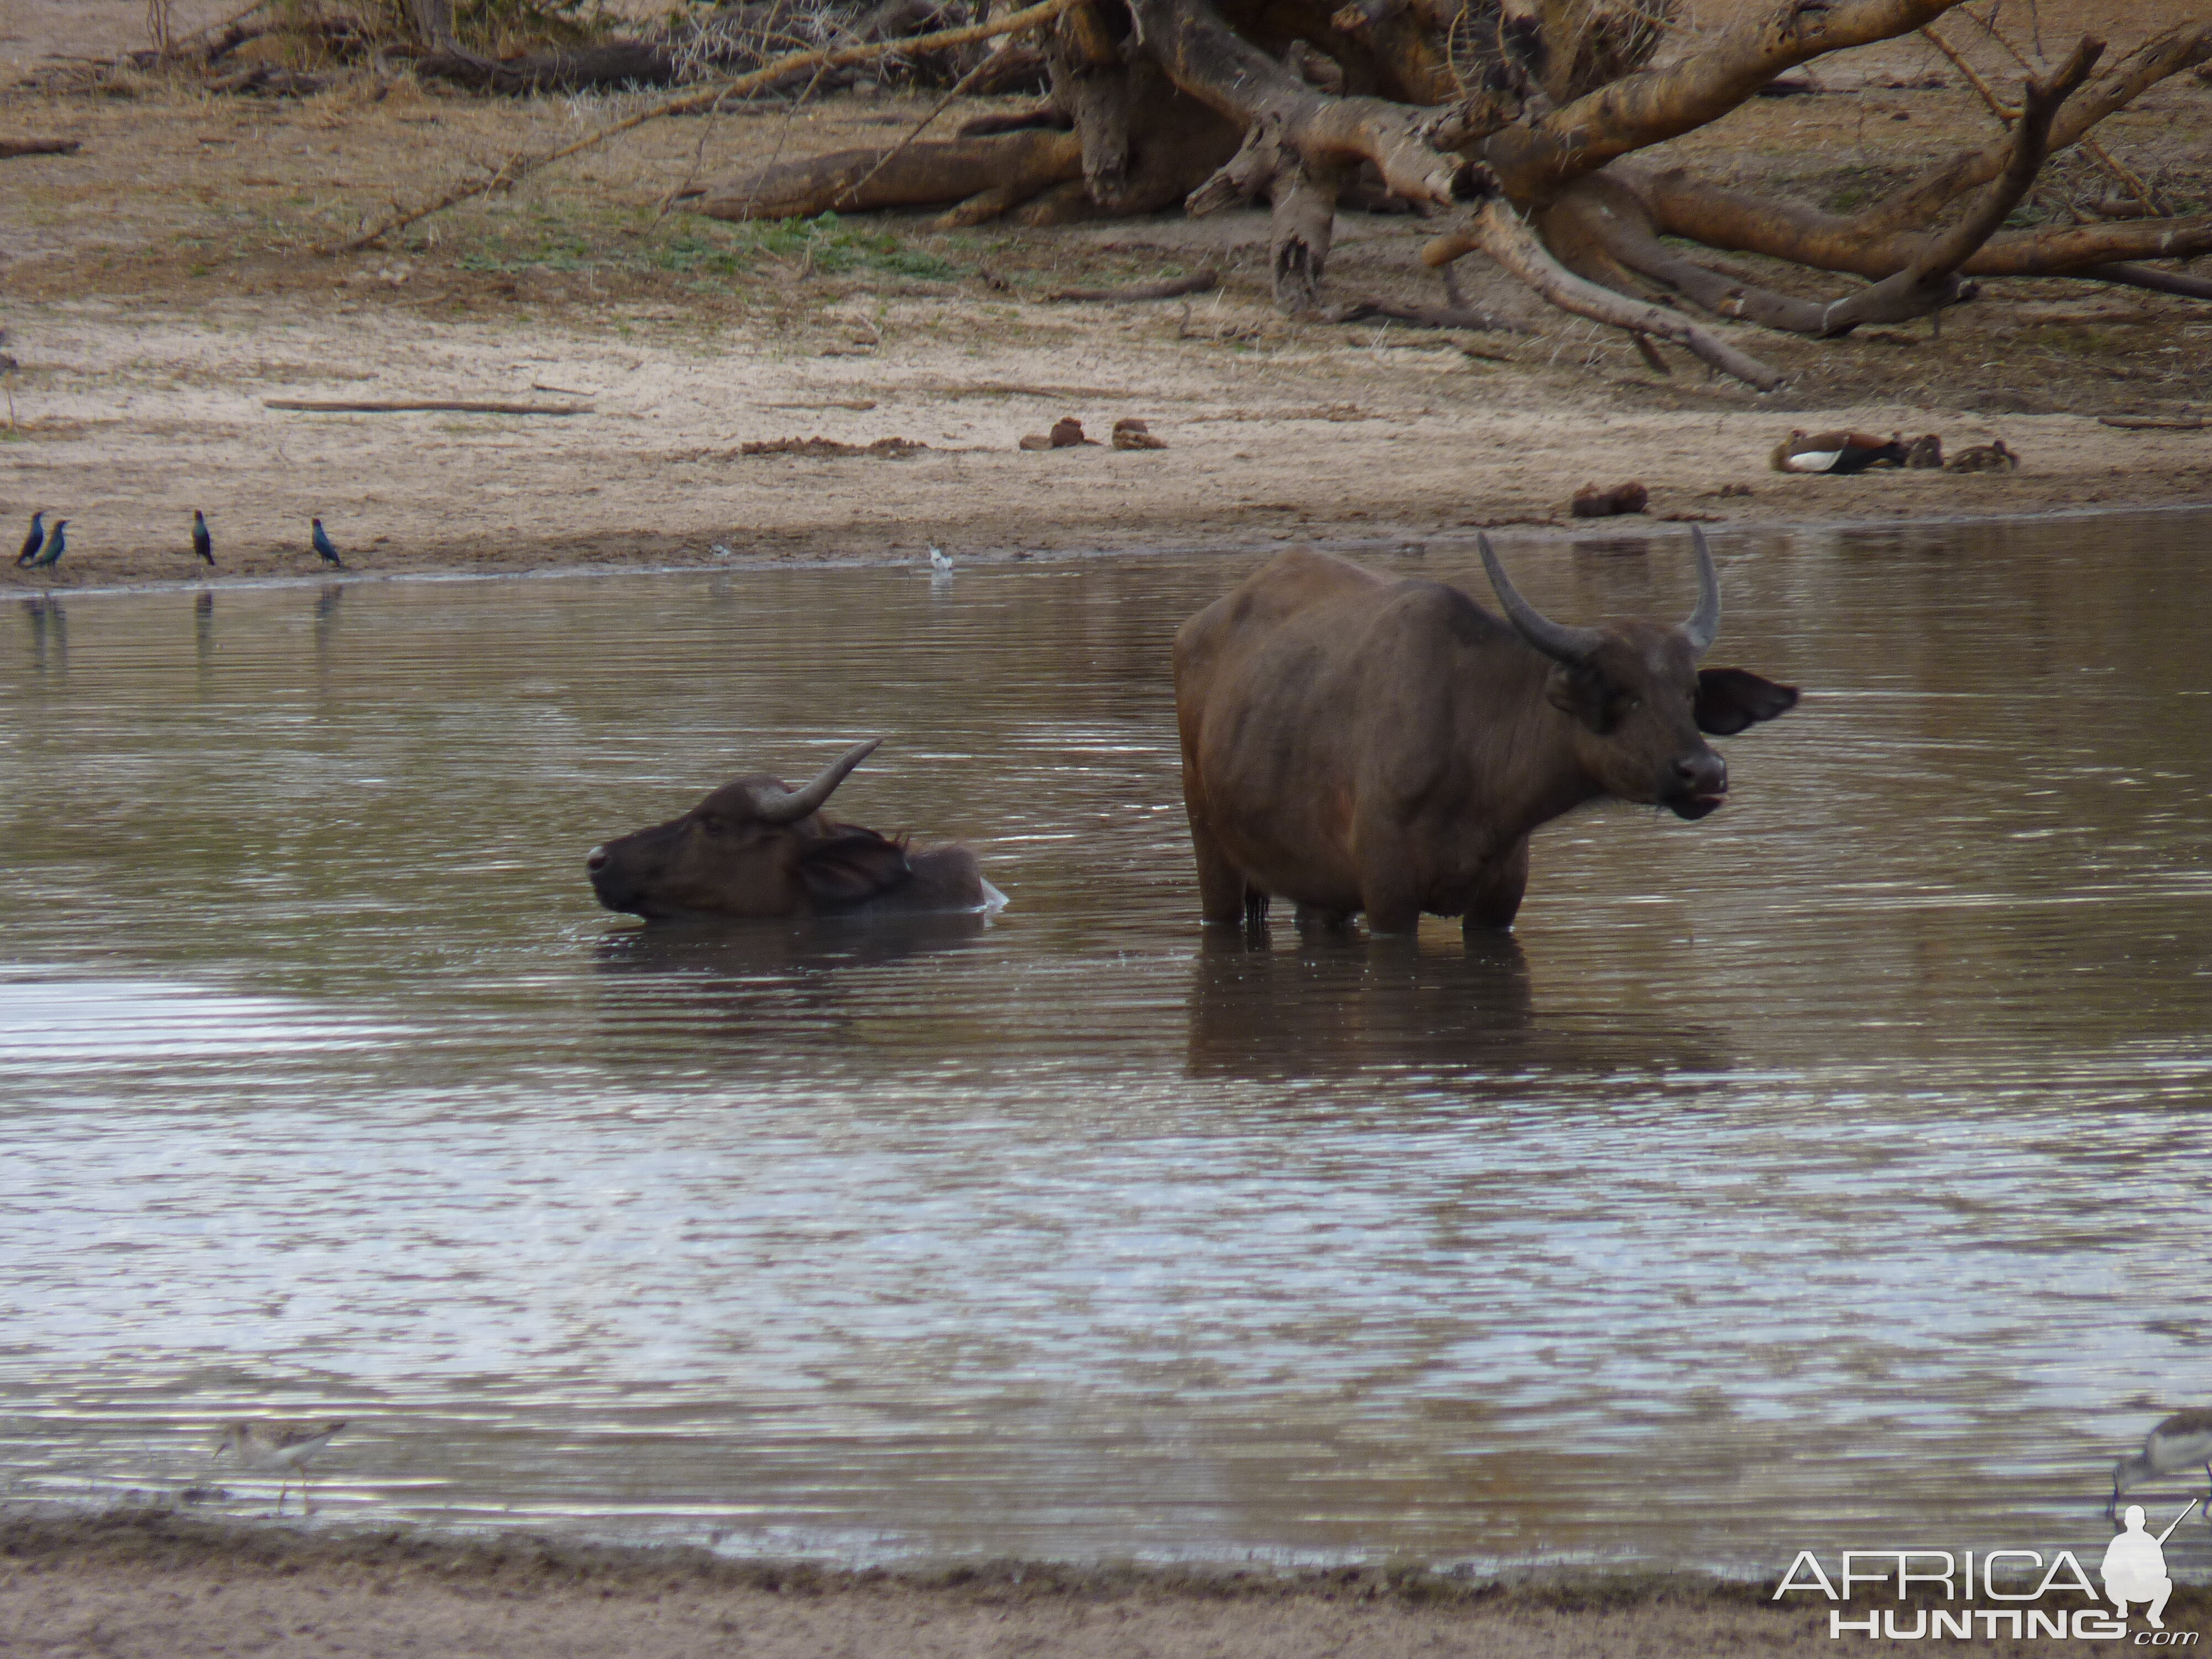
1171;530;1798;933
586;739;1000;921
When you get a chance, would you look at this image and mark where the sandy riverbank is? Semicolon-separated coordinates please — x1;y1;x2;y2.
4;0;2209;589
12;1510;2207;1658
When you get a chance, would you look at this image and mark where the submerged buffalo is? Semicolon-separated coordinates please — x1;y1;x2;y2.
586;739;998;921
1171;530;1798;933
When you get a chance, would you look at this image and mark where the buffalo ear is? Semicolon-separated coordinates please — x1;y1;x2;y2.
1696;667;1799;736
1545;664;1617;733
798;830;912;909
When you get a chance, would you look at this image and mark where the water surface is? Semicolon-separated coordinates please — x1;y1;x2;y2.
3;512;2209;1574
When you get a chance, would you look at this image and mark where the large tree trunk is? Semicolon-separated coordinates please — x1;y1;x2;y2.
696;0;2212;379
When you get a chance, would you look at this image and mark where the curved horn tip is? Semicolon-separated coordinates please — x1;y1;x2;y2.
752;737;887;825
1480;533;1604;665
1682;526;1722;657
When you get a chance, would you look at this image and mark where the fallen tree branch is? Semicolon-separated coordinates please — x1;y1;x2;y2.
2098;415;2206;430
1481;0;1963;203
708;128;1081;219
1948;8;2158;212
1426;200;1784;389
415;40;679;93
264;398;591;414
1860;20;2212;234
2076;263;2212;301
1632;170;2212;283
832;35;1016;209
326;0;1078;253
1129;0;1496;208
0;140;82;159
1811;36;2101;332
1319;296;1522;330
1047;269;1219;300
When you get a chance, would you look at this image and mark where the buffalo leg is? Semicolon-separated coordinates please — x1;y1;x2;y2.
1462;837;1531;933
1185;808;1250;925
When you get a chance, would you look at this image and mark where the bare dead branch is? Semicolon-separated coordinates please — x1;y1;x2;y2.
263;399;591;415
1809;35;2103;331
327;0;1079;253
1047;269;1220;300
1481;0;1964;204
2076;263;2212;301
1863;20;2212;233
1427;200;1784;388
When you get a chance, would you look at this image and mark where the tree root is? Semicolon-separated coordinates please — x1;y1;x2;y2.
1426;200;1784;389
415;41;680;93
703;129;1083;220
1479;0;1964;204
2077;263;2212;302
1131;0;1500;208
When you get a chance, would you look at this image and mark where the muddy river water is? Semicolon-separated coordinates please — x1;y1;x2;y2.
2;509;2209;1575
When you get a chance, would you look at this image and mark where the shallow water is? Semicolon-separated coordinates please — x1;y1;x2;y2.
3;511;2210;1575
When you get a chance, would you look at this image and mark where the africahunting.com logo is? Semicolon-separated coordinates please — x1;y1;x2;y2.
1777;1502;2202;1643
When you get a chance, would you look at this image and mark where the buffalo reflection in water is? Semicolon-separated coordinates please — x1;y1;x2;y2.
1186;927;1730;1082
588;909;994;1057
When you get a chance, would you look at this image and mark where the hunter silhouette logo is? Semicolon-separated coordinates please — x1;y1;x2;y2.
1777;1498;2205;1644
2101;1504;2189;1630
1782;1412;2211;1641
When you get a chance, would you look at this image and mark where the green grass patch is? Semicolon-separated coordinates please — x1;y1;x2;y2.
442;212;960;285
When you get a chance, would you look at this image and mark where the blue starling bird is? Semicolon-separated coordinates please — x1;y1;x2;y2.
310;518;345;569
192;510;213;565
15;511;43;567
30;520;66;567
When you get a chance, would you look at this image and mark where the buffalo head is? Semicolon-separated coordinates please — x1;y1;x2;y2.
1479;528;1797;821
587;738;946;921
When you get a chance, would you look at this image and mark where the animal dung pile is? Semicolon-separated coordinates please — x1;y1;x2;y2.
1571;480;1648;518
1112;419;1167;451
738;436;928;458
1018;416;1099;451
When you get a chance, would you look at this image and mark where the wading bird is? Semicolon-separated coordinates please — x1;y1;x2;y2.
212;1418;348;1516
192;510;213;565
29;520;66;568
15;511;43;567
310;518;344;569
2111;1409;2212;1522
927;544;953;574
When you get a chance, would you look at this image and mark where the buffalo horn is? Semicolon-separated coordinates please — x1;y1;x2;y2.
1479;535;1604;664
1682;526;1721;659
749;737;883;824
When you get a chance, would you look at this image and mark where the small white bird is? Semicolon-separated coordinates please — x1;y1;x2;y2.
926;544;953;575
213;1418;347;1515
2111;1408;2212;1521
709;542;736;559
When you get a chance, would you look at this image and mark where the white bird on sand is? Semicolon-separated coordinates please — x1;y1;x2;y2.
213;1418;347;1515
926;543;953;575
2111;1408;2212;1521
709;542;737;559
